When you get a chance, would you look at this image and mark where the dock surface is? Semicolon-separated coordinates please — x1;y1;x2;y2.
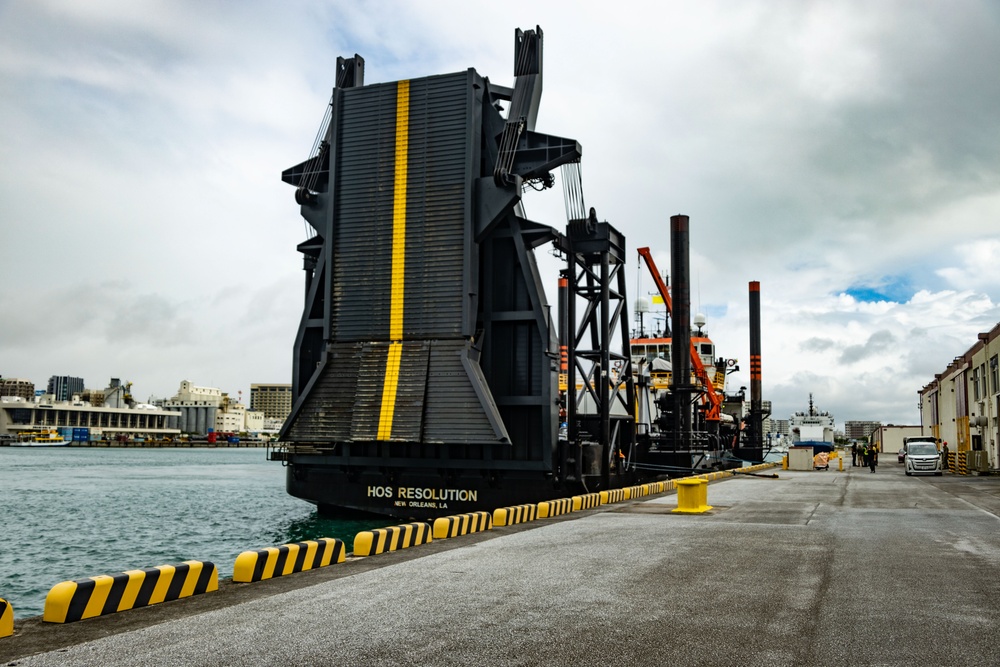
4;464;1000;666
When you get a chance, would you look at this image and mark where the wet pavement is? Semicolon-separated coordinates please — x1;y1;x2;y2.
4;460;1000;666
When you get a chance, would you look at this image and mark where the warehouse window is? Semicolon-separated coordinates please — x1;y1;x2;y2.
991;355;999;395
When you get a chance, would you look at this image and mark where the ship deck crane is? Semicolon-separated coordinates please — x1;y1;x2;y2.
636;247;722;422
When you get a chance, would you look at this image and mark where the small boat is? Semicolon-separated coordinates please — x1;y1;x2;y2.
10;430;70;447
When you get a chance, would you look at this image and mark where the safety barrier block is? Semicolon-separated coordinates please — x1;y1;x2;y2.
43;560;218;623
600;488;627;505
353;522;432;557
233;538;345;583
957;451;968;476
1;597;12;638
630;484;650;498
492;503;538;527
433;511;493;539
537;497;574;519
571;492;602;511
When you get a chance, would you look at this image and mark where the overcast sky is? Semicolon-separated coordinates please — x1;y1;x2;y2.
1;0;998;429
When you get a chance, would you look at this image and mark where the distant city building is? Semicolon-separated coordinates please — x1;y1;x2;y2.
245;409;264;433
0;377;35;401
216;401;246;433
81;388;106;407
250;383;293;420
173;380;223;406
214;400;265;434
47;376;85;402
157;380;224;435
768;419;790;436
844;420;881;440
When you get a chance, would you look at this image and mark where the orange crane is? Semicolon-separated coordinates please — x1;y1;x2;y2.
635;247;722;422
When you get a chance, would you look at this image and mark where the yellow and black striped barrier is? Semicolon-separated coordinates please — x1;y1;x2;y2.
1;597;12;638
492;503;537;527
956;451;967;475
600;488;628;504
537;497;574;518
432;511;493;539
233;538;346;583
353;522;432;557
43;560;218;623
628;484;651;499
571;492;602;511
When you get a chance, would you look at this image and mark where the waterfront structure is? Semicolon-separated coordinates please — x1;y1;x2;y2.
47;376;84;402
250;383;292;420
769;419;790;437
919;321;1000;470
0;377;34;401
845;420;881;440
214;401;265;434
174;380;223;405
103;378;134;409
157;380;223;436
0;396;181;440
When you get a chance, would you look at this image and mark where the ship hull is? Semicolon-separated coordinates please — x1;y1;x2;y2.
281;456;657;520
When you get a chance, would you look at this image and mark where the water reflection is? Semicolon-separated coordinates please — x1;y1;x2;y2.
274;512;389;546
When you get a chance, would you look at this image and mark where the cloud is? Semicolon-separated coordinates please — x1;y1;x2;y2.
839;329;897;364
1;0;998;430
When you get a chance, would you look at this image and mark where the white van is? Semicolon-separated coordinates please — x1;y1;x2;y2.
904;440;942;476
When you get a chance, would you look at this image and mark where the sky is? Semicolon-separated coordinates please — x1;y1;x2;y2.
1;0;998;429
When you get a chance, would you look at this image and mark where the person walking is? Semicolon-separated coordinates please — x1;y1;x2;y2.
851;443;858;467
866;443;877;473
942;442;950;471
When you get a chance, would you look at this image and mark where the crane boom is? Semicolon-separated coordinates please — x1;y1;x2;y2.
636;247;722;422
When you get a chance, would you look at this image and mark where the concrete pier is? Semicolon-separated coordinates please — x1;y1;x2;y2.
4;464;1000;666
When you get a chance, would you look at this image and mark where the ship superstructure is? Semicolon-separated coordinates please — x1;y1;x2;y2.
790;394;835;452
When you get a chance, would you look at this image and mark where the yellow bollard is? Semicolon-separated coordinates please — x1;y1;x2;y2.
672;478;712;514
839;456;843;472
782;455;788;470
1;597;13;638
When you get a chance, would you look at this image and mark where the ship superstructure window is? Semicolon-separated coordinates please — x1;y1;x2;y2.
631;344;670;360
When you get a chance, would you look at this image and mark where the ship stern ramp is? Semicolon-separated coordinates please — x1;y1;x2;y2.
277;30;582;517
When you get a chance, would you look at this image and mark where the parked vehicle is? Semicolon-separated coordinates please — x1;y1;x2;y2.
897;447;905;463
904;441;942;476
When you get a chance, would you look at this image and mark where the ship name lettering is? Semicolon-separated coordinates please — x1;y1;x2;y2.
396;487;477;502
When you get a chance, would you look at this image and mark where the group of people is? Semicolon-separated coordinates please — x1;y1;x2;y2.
850;442;878;472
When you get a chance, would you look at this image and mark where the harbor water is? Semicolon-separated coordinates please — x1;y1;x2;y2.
0;447;385;619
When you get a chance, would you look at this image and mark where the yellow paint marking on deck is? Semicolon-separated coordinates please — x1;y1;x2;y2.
377;79;410;440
